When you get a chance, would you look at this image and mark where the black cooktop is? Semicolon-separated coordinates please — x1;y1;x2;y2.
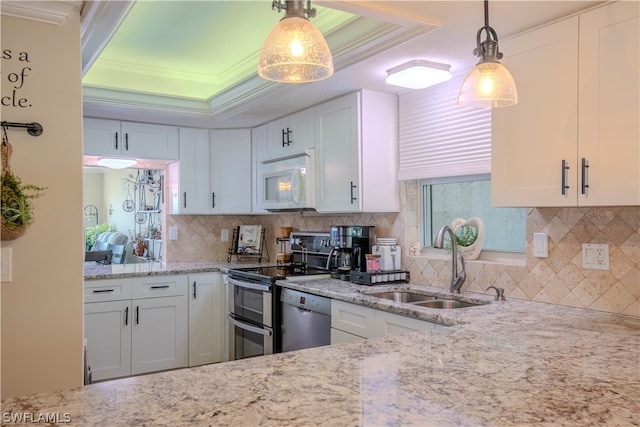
228;265;328;283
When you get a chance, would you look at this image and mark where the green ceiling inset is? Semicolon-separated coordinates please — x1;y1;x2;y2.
83;1;356;100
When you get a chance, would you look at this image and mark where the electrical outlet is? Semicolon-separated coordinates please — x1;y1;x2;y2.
221;229;229;242
582;243;609;270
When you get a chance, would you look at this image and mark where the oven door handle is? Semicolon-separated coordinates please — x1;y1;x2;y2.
228;277;271;293
227;314;273;337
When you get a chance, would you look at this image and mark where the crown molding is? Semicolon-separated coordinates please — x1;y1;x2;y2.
0;1;81;25
80;0;134;76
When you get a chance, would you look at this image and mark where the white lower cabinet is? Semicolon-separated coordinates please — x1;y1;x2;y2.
84;275;189;381
331;299;377;339
330;300;441;345
188;272;226;367
330;328;366;345
375;310;439;336
84;300;132;381
131;295;187;375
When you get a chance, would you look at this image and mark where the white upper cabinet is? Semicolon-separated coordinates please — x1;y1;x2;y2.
170;128;253;215
492;2;639;207
577;2;639;205
265;108;314;160
170;128;211;214
210;129;252;214
314;90;399;213
251;124;269;214
492;17;579;207
83;117;179;160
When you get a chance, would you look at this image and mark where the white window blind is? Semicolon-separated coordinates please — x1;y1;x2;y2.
398;74;492;180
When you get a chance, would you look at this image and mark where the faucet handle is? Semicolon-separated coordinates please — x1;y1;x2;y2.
486;286;506;301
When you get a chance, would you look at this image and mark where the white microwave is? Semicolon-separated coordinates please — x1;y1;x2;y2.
257;149;315;212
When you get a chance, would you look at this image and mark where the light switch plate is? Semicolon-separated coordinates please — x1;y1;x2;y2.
221;229;229;242
533;233;548;258
1;247;12;282
582;243;609;270
169;226;178;240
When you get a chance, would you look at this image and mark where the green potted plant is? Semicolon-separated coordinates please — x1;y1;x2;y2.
1;143;46;241
450;217;485;260
85;223;111;251
455;224;479;247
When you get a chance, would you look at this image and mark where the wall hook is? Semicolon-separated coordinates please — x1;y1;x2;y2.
0;121;44;137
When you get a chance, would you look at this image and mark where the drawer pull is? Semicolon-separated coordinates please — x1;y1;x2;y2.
136;306;139;325
193;282;197;299
92;289;114;293
150;285;170;289
125;306;129;326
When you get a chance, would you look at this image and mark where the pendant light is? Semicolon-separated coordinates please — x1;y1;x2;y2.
258;0;333;83
458;0;517;108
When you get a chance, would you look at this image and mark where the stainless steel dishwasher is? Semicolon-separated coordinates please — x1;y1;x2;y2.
280;288;332;352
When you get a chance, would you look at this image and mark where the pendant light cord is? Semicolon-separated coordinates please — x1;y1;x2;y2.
484;0;489;28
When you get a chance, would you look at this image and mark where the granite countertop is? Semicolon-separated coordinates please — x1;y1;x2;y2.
3;278;639;426
83;261;237;280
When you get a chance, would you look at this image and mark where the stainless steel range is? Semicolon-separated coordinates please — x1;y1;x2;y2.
226;263;330;361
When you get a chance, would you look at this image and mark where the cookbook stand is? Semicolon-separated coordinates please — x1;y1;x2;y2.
227;226;269;263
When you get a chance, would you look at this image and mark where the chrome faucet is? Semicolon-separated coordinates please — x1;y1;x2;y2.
434;225;467;293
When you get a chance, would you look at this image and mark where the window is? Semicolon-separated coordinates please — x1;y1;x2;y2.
422;175;525;253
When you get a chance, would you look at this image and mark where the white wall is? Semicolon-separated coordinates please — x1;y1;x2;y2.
1;13;84;397
82;169;105;229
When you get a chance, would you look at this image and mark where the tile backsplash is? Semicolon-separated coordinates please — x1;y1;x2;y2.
167;181;639;317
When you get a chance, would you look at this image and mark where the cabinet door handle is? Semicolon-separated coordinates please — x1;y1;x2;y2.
561;160;570;195
281;128;287;147
150;285;170;289
92;289;114;293
286;127;292;146
581;157;589;195
125;133;129;151
212;192;216;209
135;306;139;325
125;306;129;326
115;132;119;150
193;282;197;299
183;191;187;208
350;181;357;204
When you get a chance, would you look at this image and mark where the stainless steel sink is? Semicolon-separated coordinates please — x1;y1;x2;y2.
365;291;487;309
414;299;481;309
365;291;437;303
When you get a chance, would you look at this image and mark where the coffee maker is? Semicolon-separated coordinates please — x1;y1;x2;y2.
330;226;375;272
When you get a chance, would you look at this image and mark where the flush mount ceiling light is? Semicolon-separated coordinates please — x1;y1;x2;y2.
97;158;137;169
458;0;518;108
385;60;452;89
258;0;333;83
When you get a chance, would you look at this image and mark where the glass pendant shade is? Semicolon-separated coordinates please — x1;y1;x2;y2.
458;61;518;108
259;16;333;83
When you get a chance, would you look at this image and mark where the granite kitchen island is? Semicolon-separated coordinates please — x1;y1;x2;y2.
3;278;639;426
